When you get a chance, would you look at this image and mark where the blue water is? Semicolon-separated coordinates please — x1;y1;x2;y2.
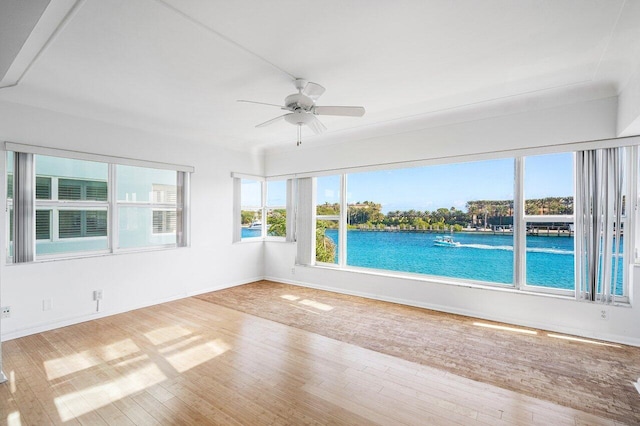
325;229;623;294
243;227;624;294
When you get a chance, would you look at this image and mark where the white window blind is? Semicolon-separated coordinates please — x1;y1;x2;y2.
296;177;316;265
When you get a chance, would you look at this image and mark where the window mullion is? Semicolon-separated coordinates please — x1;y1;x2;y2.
513;157;525;290
339;174;348;267
109;163;117;252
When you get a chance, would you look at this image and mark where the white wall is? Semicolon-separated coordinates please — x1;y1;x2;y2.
264;96;640;346
0;100;264;340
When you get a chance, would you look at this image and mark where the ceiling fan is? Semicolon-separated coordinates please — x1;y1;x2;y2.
238;78;365;146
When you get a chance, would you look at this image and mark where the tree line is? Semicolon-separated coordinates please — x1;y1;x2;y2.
317;196;573;230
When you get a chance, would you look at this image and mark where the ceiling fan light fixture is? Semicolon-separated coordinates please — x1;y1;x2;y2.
238;78;365;146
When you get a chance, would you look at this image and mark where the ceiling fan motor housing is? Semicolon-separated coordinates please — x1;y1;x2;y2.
285;93;314;111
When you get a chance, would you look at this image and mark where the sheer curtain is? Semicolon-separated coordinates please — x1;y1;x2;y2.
13;152;35;263
575;148;624;303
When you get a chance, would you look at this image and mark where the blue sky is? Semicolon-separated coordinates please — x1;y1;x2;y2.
318;153;573;213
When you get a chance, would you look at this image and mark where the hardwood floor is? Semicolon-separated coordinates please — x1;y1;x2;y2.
196;281;640;424
0;292;631;425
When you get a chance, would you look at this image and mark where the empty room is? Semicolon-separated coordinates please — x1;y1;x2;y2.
1;0;640;424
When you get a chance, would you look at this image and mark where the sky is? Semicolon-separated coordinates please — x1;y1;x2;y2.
317;153;574;213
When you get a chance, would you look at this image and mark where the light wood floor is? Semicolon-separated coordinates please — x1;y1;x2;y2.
0;296;628;425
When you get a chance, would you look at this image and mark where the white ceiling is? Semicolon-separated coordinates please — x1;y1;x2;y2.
1;0;640;153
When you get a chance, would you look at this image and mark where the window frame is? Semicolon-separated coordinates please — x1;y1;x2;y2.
5;143;193;263
302;146;635;301
233;174;293;243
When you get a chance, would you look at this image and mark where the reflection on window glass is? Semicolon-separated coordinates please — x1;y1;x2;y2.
117;165;178;249
117;165;176;203
119;207;175;248
34;155;109;256
345;159;514;284
241;179;262;239
267;180;286;238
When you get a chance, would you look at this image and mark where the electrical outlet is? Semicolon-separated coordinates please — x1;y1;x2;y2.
43;299;52;311
291;267;295;275
93;290;103;301
600;309;608;320
1;306;10;318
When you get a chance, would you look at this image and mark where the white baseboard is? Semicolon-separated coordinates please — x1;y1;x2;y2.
266;275;640;348
1;276;264;342
4;273;639;348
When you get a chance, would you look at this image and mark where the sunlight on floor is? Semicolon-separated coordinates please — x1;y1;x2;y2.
44;351;99;381
165;339;230;373
159;335;203;354
144;325;193;345
44;338;142;380
281;294;300;301
54;362;167;422
9;370;16;393
473;322;538;335
7;411;21;426
299;299;334;311
281;294;334;311
99;338;141;362
547;333;622;348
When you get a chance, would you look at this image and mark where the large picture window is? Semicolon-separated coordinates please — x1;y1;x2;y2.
301;147;632;301
346;159;514;283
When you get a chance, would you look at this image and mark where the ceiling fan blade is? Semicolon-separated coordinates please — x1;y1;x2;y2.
238;100;286;109
306;115;327;135
314;106;365;117
255;114;290;128
302;81;326;100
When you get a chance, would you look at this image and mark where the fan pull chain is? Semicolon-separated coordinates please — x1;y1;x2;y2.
297;124;302;146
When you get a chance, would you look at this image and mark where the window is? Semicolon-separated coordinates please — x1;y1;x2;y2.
345;159;514;283
266;180;286;238
300;147;631;300
6;144;192;262
523;152;575;293
234;176;294;243
240;178;263;240
316;175;341;264
35;155;109;256
116;165;180;249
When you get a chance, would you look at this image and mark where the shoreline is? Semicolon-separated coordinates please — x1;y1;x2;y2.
351;227;574;237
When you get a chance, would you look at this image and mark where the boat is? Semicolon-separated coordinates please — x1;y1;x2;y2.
433;236;461;247
248;221;263;230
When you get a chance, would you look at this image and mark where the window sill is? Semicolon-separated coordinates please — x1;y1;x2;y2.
7;245;183;265
298;263;631;306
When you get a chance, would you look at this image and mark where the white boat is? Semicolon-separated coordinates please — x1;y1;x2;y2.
248;221;262;230
433;236;461;247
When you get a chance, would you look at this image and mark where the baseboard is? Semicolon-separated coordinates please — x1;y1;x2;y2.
5;273;639;347
1;276;263;342
267;276;640;348
187;276;264;297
